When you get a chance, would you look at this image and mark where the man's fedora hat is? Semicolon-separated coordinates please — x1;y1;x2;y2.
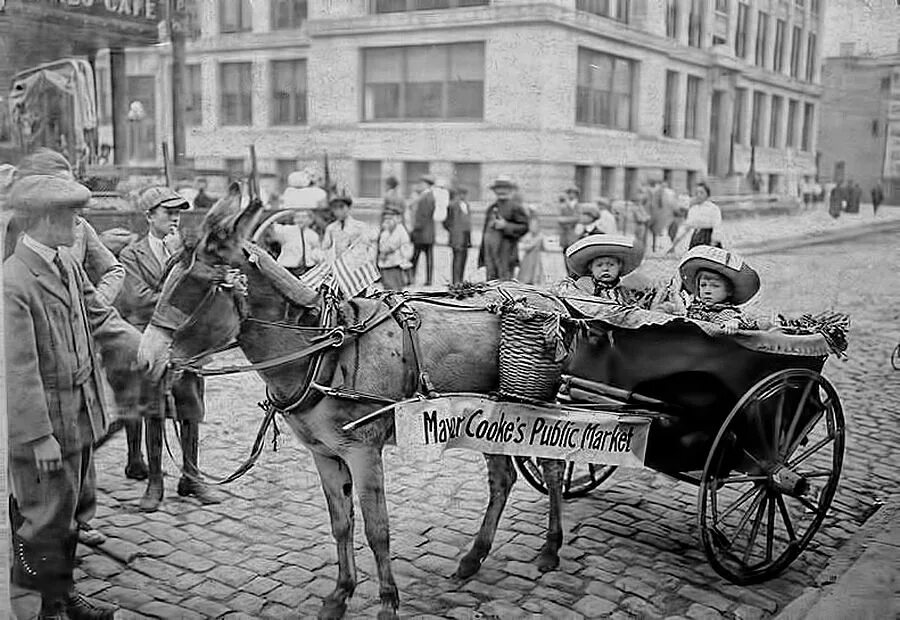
489;175;518;191
679;245;760;305
138;186;190;212
420;174;436;185
7;175;91;213
329;195;353;208
565;234;643;278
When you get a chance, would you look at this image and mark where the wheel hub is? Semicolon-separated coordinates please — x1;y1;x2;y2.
770;465;809;497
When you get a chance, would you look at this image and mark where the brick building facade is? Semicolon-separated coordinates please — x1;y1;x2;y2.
95;0;824;209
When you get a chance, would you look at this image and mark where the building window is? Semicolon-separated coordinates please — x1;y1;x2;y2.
616;0;630;23
790;26;803;78
96;67;111;123
751;90;765;146
801;102;814;151
358;160;383;198
839;42;855;57
452;162;482;200
715;0;728;12
663;70;679;138
271;60;307;125
372;0;488;13
576;48;636;131
575;0;630;22
805;32;817;82
769;95;783;147
666;0;678;38
755;12;769;67
882;77;892;92
735;3;749;58
774;19;786;72
272;0;307;29
734;87;747;145
220;62;253;126
684;75;701;139
624;167;638;201
687;170;698;194
184;64;202;127
600;166;615;198
688;0;703;48
362;43;485;121
220;0;252;33
225;158;245;178
575;165;592;201
786;99;798;148
276;159;297;188
663;168;673;185
404;161;430;198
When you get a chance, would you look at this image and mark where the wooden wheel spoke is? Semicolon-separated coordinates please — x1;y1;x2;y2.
766;490;776;563
731;487;766;544
720;475;769;485
719;484;762;521
741;491;769;565
742;448;766;469
792;494;822;515
796;469;834;478
563;461;575;492
780;379;815;458
748;400;772;460
788;435;834;469
775;493;798;544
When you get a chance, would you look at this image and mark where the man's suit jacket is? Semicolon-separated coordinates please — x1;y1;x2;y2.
118;235;166;331
4;240;137;457
411;190;436;246
443;198;472;249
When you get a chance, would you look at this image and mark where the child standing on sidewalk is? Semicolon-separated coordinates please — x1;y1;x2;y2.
378;203;414;290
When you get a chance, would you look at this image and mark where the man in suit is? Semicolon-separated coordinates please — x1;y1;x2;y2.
5;173;124;620
443;186;472;284
118;186;220;511
410;174;436;286
478;175;530;280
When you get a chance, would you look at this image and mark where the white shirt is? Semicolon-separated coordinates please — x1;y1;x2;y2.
322;216;377;262
147;233;170;267
685;200;722;230
271;224;322;269
22;233;61;276
432;186;450;222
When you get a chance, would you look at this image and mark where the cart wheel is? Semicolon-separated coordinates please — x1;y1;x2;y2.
514;457;617;499
698;369;844;585
891;344;900;370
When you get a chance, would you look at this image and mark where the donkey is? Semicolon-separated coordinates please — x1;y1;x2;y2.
137;199;572;619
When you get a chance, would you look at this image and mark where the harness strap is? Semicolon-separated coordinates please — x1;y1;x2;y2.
385;293;437;398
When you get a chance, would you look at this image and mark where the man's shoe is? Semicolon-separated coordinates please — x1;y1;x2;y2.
64;591;117;620
138;477;164;513
77;525;106;547
124;458;149;481
177;478;222;505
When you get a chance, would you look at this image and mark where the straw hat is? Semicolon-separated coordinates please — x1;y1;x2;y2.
679;245;760;305
489;175;517;191
565;234;643;278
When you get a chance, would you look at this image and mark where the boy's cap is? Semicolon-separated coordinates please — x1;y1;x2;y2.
330;195;353;208
565;234;643;278
138;186;190;212
7;175;91;213
679;245;760;305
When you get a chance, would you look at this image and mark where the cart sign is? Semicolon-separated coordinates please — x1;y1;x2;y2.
394;396;650;468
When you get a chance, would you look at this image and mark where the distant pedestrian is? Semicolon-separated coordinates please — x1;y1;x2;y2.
193;176;216;210
517;205;545;285
322;195;378;262
829;181;845;219
669;182;722;252
847;180;862;214
410;174;436;286
377;203;413;291
269;209;323;276
872;182;884;216
557;192;579;258
443;186;472;284
478;175;529;280
382;175;406;223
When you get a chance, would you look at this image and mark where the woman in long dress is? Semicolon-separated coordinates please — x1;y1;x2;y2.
517;205;545;285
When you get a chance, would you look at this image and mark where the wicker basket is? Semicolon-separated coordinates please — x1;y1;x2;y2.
498;310;564;402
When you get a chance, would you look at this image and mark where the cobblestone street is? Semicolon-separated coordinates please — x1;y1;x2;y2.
70;226;899;620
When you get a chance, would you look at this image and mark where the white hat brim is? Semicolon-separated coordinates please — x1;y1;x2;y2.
679;249;760;305
565;234;643;277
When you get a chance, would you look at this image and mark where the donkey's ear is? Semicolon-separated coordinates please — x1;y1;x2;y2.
234;198;265;239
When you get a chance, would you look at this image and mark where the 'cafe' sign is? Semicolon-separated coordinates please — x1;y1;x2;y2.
17;0;160;20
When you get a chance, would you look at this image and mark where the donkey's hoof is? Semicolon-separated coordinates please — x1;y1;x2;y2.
536;548;560;573
317;600;347;620
455;553;484;580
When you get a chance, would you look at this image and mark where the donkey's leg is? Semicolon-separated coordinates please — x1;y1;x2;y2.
456;454;517;579
536;458;565;573
347;448;399;620
311;452;357;620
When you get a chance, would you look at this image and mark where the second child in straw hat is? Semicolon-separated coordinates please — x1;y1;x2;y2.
678;245;762;334
556;234;645;304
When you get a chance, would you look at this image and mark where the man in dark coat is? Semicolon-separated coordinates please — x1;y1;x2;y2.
872;182;884;216
478;175;529;280
846;179;862;214
5;174;124;620
410;174;436;285
443;186;472;284
118;186;220;511
192;176;216;210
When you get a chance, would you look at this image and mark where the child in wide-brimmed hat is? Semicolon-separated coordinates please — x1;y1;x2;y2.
557;234;645;304
678;245;761;334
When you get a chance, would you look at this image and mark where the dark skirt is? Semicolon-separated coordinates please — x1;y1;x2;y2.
380;266;407;291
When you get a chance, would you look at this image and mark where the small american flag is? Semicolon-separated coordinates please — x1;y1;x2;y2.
299;261;333;292
333;244;381;298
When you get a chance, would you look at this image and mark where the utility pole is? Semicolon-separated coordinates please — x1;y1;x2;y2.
167;0;187;169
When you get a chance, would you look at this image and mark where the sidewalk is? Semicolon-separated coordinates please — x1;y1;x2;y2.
775;495;899;620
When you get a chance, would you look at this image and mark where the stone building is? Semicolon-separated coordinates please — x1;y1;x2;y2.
820;0;900;59
96;0;824;208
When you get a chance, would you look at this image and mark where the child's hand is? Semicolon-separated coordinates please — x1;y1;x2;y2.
721;319;740;335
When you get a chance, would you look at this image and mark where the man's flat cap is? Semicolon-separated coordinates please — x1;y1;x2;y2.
7;175;91;213
138;186;190;212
